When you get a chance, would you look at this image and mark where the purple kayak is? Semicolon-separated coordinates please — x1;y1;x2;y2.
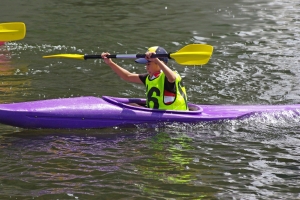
0;96;300;129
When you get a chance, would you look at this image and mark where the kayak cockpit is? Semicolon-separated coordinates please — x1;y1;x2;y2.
102;96;202;115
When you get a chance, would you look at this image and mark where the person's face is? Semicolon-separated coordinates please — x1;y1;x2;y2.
145;61;160;76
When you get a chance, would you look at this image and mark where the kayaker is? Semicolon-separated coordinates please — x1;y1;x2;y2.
101;46;188;111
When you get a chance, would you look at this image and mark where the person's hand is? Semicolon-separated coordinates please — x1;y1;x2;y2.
145;52;159;63
101;52;113;65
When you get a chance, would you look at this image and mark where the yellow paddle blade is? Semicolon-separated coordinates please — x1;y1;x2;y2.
169;44;213;65
0;22;26;41
42;54;85;60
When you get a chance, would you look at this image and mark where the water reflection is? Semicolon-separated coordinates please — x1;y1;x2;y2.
0;43;31;103
0;118;299;199
133;132;217;198
0;129;215;198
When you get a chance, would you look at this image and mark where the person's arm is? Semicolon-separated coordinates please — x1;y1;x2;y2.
146;52;176;83
101;52;142;84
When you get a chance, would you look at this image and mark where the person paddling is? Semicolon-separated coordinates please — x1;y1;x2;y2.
101;46;188;111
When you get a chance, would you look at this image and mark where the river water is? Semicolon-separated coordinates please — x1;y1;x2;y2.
1;0;300;199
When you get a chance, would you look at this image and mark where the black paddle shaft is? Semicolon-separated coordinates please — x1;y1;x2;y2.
83;53;171;60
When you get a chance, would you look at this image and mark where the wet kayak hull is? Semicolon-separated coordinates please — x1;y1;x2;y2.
0;96;299;129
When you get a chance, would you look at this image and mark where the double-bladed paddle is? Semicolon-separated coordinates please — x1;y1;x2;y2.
43;44;213;65
0;22;26;42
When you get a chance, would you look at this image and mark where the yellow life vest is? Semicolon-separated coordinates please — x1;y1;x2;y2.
145;72;188;110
